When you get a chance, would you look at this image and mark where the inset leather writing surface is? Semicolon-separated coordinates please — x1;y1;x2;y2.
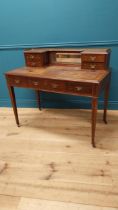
6;66;109;84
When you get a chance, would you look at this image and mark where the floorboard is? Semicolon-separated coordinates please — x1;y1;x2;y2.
0;108;118;209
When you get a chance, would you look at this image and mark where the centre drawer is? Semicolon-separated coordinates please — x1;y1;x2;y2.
66;82;93;96
40;79;65;92
28;78;40;88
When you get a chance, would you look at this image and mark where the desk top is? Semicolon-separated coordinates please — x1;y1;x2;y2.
6;65;110;84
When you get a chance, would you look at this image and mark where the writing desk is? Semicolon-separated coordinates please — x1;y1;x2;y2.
5;48;111;147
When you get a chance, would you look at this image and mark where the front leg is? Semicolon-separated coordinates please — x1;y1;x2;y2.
7;84;20;127
91;97;98;148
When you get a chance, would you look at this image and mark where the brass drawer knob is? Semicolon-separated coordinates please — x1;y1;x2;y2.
90;64;96;69
29;55;35;59
15;79;20;84
33;81;39;86
52;84;58;88
90;56;96;61
75;86;82;91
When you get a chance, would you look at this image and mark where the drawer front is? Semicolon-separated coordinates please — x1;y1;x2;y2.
7;76;29;88
24;53;42;67
81;54;106;63
81;62;106;70
26;61;42;67
40;79;65;92
7;76;93;97
66;82;93;96
25;53;41;61
28;78;40;88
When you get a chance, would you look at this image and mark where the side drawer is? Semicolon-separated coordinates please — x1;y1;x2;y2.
26;61;42;67
81;62;106;70
24;52;49;67
6;76;29;88
25;53;41;61
66;82;93;96
24;53;42;67
81;54;106;63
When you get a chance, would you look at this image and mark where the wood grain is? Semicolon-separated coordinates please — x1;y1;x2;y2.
0;108;118;209
0;161;7;174
0;195;20;210
18;198;117;210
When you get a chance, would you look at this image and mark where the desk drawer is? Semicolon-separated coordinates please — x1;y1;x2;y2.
28;78;40;88
66;82;93;96
81;54;106;63
25;53;41;61
25;53;42;67
24;52;49;67
7;76;29;88
24;53;42;67
40;79;65;92
81;62;106;70
26;61;42;67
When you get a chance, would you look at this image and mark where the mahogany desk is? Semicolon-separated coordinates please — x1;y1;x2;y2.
5;48;111;147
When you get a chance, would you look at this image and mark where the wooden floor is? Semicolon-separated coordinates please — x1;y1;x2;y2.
0;108;118;210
